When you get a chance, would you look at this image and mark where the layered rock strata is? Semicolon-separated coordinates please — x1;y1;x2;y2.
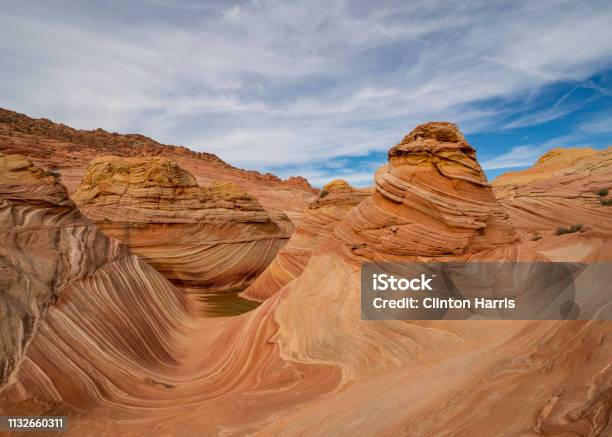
1;124;610;436
330;122;520;263
242;179;369;301
0;107;317;222
493;147;612;235
265;123;610;435
73;156;291;290
0;153;189;404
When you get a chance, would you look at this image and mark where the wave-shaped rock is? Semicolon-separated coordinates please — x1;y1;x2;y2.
72;156;291;290
0;153;189;403
0;154;335;431
1;124;610;436
493;147;612;235
273;123;528;376
241;179;369;301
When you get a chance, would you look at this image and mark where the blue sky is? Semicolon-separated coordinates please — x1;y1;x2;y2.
1;0;611;186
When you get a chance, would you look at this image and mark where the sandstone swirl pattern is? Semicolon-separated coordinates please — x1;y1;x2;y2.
241;179;369;301
72;156;291;291
0;124;610;436
0;153;189;411
274;122;533;377
331;122;521;263
268;123;611;435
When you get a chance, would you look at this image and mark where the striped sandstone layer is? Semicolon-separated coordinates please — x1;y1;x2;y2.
73;156;292;291
0;154;340;434
264;123;610;435
493;146;612;235
1;123;610;436
0;153;189;405
241;179;369;301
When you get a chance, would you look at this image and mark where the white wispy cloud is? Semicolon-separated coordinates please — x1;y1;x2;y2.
578;113;612;134
481;145;551;171
502;104;583;130
481;132;601;172
1;0;612;184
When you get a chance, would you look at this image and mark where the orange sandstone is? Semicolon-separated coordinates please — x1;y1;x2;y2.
1;122;610;437
242;179;368;301
73;155;291;291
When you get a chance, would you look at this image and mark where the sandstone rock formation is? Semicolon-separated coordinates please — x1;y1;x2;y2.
0;153;189;404
493;146;612;236
0;153;336;434
0;107;317;222
265;123;611;435
72;155;292;291
272;123;531;376
332;122;520;263
1;123;610;436
241;179;369;301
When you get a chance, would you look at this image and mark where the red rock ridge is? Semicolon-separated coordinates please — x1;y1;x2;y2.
0;107;318;222
493;146;612;236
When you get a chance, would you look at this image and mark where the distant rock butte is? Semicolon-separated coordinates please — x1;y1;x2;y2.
241;179;369;301
495;147;600;186
73;155;292;290
0;107;317;222
493;146;612;235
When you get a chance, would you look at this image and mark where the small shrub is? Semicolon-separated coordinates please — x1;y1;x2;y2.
46;170;61;178
319;189;329;198
595;188;609;197
569;223;582;233
556;224;583;235
601;198;612;206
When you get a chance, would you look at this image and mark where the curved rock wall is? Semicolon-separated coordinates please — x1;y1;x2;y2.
242;179;368;301
73;156;291;290
266;124;611;435
0;154;189;406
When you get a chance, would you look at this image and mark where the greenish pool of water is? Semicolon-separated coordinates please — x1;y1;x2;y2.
183;286;261;317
